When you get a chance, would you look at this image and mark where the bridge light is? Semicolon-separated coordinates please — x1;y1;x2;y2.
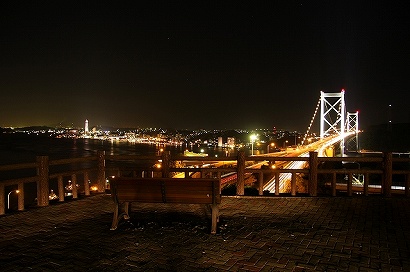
250;134;258;155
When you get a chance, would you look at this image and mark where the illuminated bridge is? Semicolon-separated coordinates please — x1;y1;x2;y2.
224;89;361;194
263;90;359;193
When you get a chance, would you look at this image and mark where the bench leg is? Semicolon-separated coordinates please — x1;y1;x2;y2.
110;203;120;230
124;202;130;220
211;204;219;234
111;202;131;230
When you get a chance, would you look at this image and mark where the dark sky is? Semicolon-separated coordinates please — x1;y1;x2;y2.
1;1;409;132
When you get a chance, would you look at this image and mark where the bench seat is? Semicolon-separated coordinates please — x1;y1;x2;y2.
110;177;221;234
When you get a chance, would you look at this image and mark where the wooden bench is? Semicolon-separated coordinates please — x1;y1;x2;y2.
109;177;221;234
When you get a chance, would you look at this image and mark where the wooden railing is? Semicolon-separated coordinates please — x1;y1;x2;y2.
1;151;409;215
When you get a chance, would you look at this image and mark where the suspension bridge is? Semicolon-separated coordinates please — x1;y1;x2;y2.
263;89;361;193
301;89;359;154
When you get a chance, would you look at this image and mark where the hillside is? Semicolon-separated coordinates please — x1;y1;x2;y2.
360;123;410;152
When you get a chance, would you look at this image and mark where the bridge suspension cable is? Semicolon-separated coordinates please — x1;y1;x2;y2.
302;96;321;145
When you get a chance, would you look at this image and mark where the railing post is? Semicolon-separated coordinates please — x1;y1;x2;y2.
308;151;318;196
258;171;264;195
18;181;24;211
71;174;78;199
347;173;353;196
0;183;4;215
331;172;337;196
218;171;222;194
97;151;106;193
383;152;392;197
84;171;90;196
236;150;245;195
275;172;280;196
36;156;49;207
291;173;296;196
58;175;65;202
364;173;369;196
161;151;170;178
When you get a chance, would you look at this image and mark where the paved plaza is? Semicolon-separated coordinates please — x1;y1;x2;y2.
1;194;409;271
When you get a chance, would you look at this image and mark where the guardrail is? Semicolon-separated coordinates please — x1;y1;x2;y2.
1;151;409;215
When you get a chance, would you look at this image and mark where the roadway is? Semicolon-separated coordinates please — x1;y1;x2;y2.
173;132;358;192
262;132;358;193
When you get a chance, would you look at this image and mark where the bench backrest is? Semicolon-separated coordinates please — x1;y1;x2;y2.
110;177;221;205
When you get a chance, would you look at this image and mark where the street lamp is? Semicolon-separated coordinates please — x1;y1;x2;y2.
250;134;257;155
7;189;20;210
268;143;275;153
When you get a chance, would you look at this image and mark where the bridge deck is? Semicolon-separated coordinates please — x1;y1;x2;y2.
1;194;410;271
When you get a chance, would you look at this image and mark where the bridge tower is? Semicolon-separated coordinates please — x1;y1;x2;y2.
320;90;345;138
345;111;360;152
320;90;346;154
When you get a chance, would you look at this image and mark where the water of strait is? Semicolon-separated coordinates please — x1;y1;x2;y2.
0;133;234;165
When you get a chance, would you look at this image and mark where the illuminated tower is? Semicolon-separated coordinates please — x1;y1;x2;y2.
320;90;345;139
345;111;359;152
320;90;346;155
85;119;89;133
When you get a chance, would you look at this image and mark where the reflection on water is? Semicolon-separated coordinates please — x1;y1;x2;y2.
0;133;245;167
0;134;185;207
0;134;161;165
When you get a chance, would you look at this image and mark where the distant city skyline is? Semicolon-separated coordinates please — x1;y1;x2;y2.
1;2;409;131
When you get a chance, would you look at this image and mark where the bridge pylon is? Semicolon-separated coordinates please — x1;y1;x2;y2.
320;90;345;138
345;111;360;152
320;90;346;155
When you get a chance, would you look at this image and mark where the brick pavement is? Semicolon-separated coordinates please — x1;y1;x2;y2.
0;194;409;271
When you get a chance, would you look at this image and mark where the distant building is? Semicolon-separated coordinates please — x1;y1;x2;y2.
218;137;223;147
227;137;235;148
85;119;89;133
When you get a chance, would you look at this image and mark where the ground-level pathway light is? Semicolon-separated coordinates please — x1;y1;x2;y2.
7;189;20;210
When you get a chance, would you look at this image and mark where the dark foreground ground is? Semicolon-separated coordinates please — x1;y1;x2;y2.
1;194;409;271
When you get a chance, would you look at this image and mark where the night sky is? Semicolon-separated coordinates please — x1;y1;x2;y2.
1;1;409;132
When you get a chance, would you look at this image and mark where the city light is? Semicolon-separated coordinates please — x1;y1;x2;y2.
268;142;275;153
7;189;19;210
250;134;257;155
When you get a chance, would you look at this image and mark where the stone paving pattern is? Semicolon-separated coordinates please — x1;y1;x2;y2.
1;194;409;271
